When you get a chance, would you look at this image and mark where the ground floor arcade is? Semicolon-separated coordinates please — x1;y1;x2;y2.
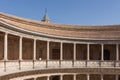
15;74;120;80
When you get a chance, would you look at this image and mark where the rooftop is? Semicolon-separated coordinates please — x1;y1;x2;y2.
0;12;120;39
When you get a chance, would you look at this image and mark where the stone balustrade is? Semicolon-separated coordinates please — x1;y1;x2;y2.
0;60;119;73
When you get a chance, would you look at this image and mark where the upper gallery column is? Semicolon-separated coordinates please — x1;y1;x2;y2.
33;39;36;60
47;41;50;60
101;44;104;60
116;44;119;61
4;33;8;61
87;44;90;60
19;36;23;60
60;42;63;60
73;43;76;60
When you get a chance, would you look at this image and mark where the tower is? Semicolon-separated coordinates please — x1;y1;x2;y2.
41;9;50;23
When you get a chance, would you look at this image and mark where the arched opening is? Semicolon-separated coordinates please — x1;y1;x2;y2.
104;49;110;60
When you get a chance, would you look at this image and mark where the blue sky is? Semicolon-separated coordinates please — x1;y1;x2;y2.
0;0;120;25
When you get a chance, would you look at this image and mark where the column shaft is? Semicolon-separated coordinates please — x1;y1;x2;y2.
19;36;22;60
87;74;89;80
47;41;50;60
33;39;36;60
87;44;90;60
60;75;63;80
4;33;8;60
60;42;63;60
116;75;118;80
101;74;103;80
74;43;76;60
73;74;76;80
47;76;49;80
116;44;119;61
34;78;36;80
101;44;104;60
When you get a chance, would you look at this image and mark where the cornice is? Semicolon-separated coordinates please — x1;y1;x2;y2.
1;20;120;44
1;12;120;32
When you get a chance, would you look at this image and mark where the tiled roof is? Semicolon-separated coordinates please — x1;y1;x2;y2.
0;12;120;39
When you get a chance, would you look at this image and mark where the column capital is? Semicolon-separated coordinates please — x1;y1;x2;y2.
101;43;104;46
47;40;50;42
74;42;77;44
34;38;37;41
87;43;90;45
61;41;63;44
20;36;23;38
5;32;8;35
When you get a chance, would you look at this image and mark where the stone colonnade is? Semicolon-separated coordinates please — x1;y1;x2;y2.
1;32;120;61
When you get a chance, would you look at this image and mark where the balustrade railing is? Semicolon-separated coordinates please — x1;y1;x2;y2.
0;60;119;72
61;60;73;68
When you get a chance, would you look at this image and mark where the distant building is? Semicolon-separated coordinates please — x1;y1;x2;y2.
0;12;120;80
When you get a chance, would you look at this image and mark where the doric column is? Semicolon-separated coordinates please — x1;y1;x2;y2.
60;75;63;80
101;44;104;60
116;44;119;61
60;42;63;60
33;39;36;60
47;76;49;80
19;36;22;60
116;75;118;80
87;74;89;80
74;43;76;60
87;44;90;60
4;33;8;60
47;41;50;60
101;74;103;80
73;74;76;80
